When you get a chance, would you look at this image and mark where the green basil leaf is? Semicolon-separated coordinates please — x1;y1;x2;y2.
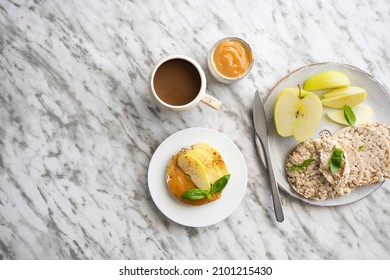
181;189;209;200
358;145;365;152
210;174;231;195
287;159;315;171
329;148;344;173
343;105;356;127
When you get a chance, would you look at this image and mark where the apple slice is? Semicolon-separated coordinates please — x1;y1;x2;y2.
192;143;228;178
303;71;350;91
274;87;323;142
321;87;367;109
177;154;211;190
326;105;372;125
322;86;366;99
186;149;221;184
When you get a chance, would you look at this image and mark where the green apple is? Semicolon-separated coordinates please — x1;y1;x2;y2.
177;154;211;190
303;71;350;91
321;87;367;109
326;105;372;125
274;87;323;142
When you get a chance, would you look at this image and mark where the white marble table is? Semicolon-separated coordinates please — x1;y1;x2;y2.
1;0;390;259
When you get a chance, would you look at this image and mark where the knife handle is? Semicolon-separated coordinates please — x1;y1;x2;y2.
263;141;284;222
255;136;267;169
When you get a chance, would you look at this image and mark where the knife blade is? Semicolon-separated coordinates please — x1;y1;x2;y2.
253;90;284;222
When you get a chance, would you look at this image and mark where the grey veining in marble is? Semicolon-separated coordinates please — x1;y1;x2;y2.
1;0;390;259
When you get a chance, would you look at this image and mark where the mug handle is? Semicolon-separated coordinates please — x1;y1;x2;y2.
201;92;221;110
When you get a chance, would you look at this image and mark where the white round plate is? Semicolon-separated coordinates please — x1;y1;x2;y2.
263;62;390;206
148;127;248;227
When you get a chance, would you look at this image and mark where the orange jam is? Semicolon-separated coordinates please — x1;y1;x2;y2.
212;38;253;78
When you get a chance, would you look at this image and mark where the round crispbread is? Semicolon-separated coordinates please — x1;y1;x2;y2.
333;124;390;186
286;138;352;200
362;123;390;179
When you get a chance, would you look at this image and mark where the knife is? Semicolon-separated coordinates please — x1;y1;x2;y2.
253;90;284;222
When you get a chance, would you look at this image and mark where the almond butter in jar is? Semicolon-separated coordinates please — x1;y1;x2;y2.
208;37;253;84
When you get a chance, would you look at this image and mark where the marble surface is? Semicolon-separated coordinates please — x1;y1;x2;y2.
1;0;390;260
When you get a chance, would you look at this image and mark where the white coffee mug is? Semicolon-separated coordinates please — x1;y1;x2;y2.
149;55;221;112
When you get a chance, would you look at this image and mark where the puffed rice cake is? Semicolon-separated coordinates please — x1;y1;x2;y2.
333;124;390;186
362;122;390;179
286;138;352;200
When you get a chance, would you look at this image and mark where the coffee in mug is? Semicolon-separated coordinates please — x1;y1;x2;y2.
149;55;221;111
153;59;201;106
